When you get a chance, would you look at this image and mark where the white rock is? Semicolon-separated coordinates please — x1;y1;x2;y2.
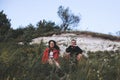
30;33;120;54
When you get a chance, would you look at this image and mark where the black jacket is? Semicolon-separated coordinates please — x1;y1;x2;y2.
66;45;83;57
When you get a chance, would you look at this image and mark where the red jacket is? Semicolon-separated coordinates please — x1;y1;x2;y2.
42;48;59;63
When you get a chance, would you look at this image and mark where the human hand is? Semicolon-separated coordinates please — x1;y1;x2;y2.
77;54;82;61
64;53;70;59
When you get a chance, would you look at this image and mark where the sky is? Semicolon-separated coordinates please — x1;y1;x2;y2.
0;0;120;34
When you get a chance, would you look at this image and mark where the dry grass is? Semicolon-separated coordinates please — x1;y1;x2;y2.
58;31;120;41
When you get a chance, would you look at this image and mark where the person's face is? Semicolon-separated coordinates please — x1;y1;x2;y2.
49;41;55;48
71;40;76;46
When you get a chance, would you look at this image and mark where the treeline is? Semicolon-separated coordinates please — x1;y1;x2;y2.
0;11;62;44
0;5;81;44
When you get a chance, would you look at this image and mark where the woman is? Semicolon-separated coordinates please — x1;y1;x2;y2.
42;40;60;68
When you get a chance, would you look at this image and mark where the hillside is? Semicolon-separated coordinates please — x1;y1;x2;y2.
30;32;120;55
1;31;120;80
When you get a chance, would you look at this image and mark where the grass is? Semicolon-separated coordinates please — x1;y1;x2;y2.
0;40;120;80
64;31;120;41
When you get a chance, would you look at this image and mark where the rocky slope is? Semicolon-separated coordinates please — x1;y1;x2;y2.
30;33;120;56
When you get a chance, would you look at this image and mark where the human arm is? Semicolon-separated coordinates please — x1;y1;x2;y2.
77;54;82;61
42;48;49;63
76;46;83;61
65;46;71;59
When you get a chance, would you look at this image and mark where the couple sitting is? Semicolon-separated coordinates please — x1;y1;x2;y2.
42;39;83;68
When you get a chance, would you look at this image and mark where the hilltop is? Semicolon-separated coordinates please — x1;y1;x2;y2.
30;31;120;55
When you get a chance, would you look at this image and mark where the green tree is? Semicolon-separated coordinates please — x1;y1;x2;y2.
22;24;35;45
4;28;14;41
36;20;60;36
57;6;80;31
12;27;24;42
0;10;11;41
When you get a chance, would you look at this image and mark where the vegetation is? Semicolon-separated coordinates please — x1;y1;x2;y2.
57;5;80;31
0;10;119;43
65;31;120;41
0;10;61;43
0;10;11;41
0;42;120;80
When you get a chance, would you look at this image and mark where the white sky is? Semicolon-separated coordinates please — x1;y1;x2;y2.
0;0;120;34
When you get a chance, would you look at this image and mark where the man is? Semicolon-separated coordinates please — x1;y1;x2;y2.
65;39;83;63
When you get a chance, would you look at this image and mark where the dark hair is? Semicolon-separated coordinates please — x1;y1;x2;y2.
48;40;60;50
